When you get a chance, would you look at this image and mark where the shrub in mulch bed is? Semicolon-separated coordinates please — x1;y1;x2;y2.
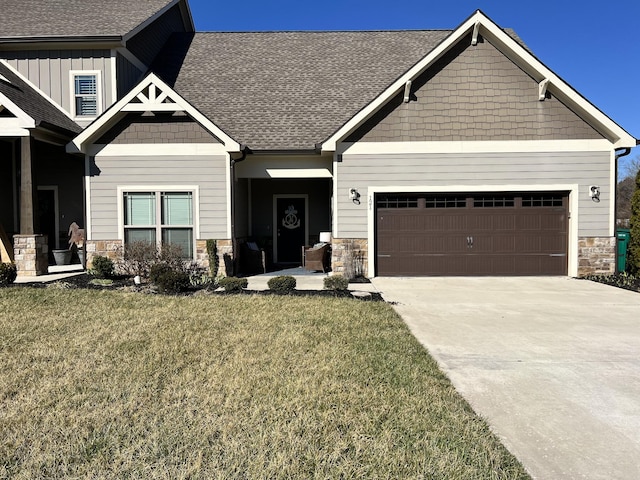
583;272;640;292
8;273;384;301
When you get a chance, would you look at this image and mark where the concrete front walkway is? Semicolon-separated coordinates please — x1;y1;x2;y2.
371;276;640;480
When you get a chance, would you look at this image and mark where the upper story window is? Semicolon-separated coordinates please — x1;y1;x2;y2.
70;71;101;118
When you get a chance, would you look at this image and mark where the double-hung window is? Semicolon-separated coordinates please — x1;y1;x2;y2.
71;71;100;118
123;190;194;258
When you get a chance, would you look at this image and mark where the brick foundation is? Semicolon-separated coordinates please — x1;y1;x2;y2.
13;234;48;276
577;236;615;276
331;238;368;278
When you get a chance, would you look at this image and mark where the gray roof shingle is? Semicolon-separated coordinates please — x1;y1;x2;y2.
0;63;81;134
0;0;175;38
152;30;452;150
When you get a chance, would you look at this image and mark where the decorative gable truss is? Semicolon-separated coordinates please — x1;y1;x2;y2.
322;10;637;151
67;73;241;154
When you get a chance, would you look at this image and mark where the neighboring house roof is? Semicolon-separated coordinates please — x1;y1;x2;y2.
0;61;80;135
0;0;180;39
152;30;452;151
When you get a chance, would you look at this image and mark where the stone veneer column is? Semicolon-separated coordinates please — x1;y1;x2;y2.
331;239;368;277
577;236;616;276
13;234;48;276
214;239;234;277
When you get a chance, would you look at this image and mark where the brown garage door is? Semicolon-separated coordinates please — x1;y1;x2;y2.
376;192;568;276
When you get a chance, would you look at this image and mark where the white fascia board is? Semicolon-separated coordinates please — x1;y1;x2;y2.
0;94;35;128
322;10;636;152
0;59;76;122
338;139;613;155
67;72;241;154
89;143;231;157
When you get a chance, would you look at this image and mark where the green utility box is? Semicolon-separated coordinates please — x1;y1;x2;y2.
616;229;631;273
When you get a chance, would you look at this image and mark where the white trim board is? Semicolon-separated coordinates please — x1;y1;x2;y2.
89;143;230;157
363;184;579;278
338;139;613;155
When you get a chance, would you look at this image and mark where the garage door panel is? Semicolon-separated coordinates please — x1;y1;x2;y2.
376;192;568;276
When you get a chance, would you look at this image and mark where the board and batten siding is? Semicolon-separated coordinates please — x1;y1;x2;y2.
89;154;229;240
335;150;611;238
116;53;144;99
2;50;113;121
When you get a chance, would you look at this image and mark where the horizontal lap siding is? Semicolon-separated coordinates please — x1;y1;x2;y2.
90;154;228;240
337;151;610;238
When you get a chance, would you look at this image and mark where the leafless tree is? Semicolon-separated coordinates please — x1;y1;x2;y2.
618;154;640;224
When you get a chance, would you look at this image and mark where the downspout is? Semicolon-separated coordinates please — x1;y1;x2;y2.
614;147;632;226
230;146;249;275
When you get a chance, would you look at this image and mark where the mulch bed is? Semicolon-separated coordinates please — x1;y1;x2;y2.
8;273;385;301
582;273;640;293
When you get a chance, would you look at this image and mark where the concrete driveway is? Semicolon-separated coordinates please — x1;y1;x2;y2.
370;277;640;480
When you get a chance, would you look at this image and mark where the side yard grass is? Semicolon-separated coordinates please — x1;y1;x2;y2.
0;287;530;479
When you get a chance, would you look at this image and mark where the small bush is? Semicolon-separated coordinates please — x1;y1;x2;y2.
90;255;114;278
0;263;17;285
149;263;190;294
267;275;296;293
219;276;248;292
324;275;349;291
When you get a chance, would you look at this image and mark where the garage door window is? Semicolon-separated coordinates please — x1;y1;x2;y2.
473;195;515;208
522;194;564;207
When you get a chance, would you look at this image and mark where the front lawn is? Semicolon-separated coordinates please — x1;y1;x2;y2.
0;288;529;479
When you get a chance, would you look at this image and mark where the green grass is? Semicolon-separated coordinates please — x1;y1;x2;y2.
0;287;530;479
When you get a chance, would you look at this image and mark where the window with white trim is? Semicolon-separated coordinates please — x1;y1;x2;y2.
123;191;194;258
71;71;100;118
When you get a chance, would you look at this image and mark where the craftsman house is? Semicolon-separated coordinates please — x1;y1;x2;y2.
1;0;636;277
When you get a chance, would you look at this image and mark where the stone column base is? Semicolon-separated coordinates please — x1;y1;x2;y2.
331;238;368;277
577;236;615;276
85;240;123;269
13;234;48;276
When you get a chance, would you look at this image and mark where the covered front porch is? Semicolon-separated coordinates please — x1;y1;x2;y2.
0;136;84;275
233;153;333;273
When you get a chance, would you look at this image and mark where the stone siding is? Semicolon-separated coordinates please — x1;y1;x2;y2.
85;240;124;269
86;239;234;277
196;239;233;277
577;237;615;276
331;238;368;278
13;234;48;276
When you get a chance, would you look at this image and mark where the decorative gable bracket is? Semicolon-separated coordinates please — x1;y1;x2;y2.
538;78;550;101
471;21;481;46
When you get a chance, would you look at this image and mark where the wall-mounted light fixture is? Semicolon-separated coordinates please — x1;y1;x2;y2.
589;185;600;202
319;231;331;243
349;188;361;204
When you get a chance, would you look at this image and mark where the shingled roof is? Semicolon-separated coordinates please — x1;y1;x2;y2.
0;62;81;135
152;30;453;151
0;0;175;38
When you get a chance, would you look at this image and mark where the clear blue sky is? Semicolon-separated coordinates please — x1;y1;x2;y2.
189;0;639;150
